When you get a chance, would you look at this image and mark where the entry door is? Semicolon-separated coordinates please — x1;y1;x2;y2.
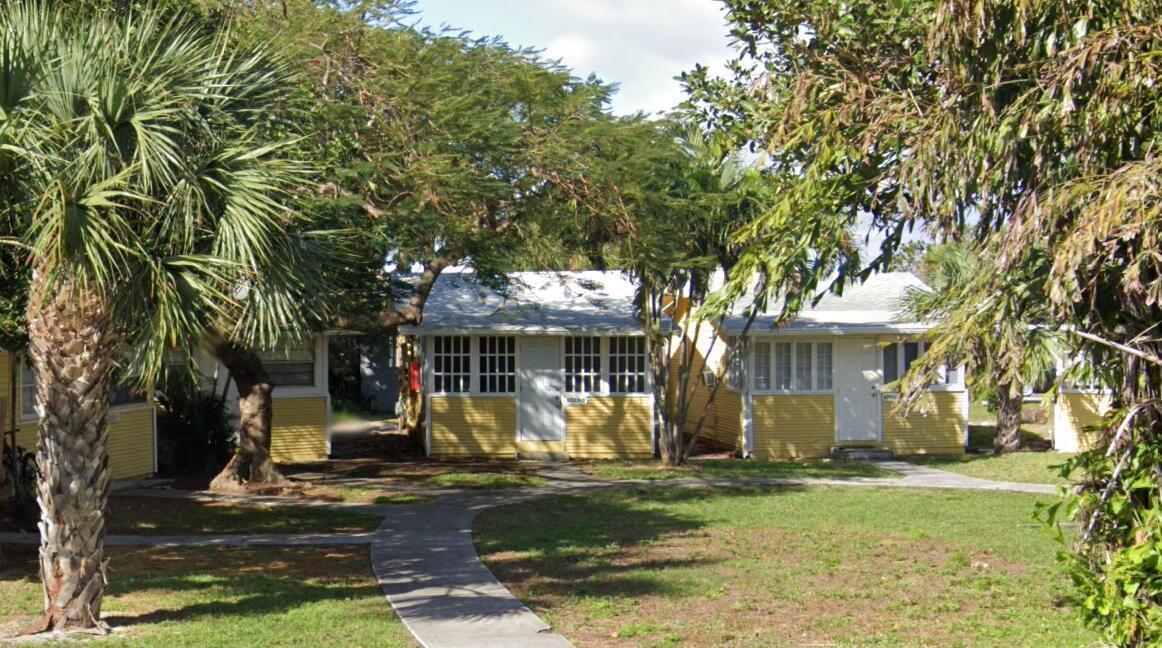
834;337;882;442
518;337;565;441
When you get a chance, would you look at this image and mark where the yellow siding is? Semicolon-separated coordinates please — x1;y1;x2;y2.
430;396;517;458
1055;392;1112;452
13;406;157;480
751;394;836;459
565;395;653;459
516;440;566;455
107;407;156;479
270;397;329;463
708;389;744;448
882;392;966;455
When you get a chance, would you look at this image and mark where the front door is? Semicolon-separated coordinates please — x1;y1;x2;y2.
834;337;882;442
518;337;565;441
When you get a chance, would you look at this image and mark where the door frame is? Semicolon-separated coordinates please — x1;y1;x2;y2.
833;336;883;444
517;336;566;442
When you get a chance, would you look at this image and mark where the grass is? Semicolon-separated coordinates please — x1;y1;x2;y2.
968;398;1054;446
909;451;1073;486
475;486;1094;648
580;458;902;481
0;545;414;647
424;471;548;489
0;497;384;535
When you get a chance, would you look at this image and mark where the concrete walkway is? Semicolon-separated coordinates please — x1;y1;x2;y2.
98;461;1058;648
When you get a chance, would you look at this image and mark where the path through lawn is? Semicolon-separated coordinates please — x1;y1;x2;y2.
475;486;1093;647
0;545;413;647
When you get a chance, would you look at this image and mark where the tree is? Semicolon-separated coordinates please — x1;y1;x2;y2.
0;3;310;631
686;1;1162;642
901;243;1056;453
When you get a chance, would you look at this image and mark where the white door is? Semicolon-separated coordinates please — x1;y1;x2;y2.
834;337;882;442
519;337;565;441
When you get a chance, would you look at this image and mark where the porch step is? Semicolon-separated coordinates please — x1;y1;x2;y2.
831;447;895;461
515;451;569;462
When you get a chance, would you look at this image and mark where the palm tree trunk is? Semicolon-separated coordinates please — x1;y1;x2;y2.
26;277;117;633
994;381;1024;453
209;340;285;492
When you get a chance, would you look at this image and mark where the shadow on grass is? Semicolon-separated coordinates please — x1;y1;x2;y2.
967;424;1051;451
475;484;805;603
0;545;381;627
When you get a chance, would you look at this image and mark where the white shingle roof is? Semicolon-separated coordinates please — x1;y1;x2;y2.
722;272;933;335
403;270;645;335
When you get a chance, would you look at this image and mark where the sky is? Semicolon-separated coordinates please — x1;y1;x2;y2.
410;0;738;116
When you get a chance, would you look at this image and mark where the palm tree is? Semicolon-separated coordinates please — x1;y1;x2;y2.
902;243;1057;453
0;4;310;631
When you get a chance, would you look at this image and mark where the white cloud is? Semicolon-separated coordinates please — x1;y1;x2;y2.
416;0;737;115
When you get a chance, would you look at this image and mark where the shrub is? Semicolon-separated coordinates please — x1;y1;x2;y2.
156;377;236;477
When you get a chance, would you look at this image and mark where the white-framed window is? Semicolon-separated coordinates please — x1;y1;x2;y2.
260;340;316;387
608;336;647;394
753;340;834;393
816;343;833;390
478;336;516;394
882;341;962;387
773;342;793;390
432;335;471;394
19;358;36;420
565;336;602;393
725;336;747;390
753;341;771;390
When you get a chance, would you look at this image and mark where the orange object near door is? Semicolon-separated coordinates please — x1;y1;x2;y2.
409;361;421;391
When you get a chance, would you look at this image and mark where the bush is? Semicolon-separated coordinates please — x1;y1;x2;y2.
155;377;236;477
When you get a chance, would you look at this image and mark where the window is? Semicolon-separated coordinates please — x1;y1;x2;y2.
753;340;833;393
20;359;36;419
883;341;962;388
260;341;316;387
565;337;602;393
478;336;516;394
795;343;813;391
608;336;646;393
111;373;148;407
883;343;899;383
725;337;747;390
773;342;793;390
816;343;833;390
432;336;471;393
753;342;771;390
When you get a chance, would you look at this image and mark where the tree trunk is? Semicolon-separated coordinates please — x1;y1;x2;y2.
208;341;285;492
994;381;1024;453
26;276;118;633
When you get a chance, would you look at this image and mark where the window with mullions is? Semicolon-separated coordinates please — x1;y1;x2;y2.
432;336;471;393
20;359;36;419
608;336;646;393
565;337;602;393
882;341;961;386
478;336;516;394
259;341;316;387
753;341;834;393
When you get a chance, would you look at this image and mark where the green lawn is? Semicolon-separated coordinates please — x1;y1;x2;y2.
99;497;382;535
475;486;1092;647
581;458;901;481
285;460;550;490
0;545;413;647
909;451;1073;486
425;471;548;489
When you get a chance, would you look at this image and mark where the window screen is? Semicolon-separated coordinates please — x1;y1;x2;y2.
565;337;602;393
478;336;516;394
608;336;646;393
432;336;471;393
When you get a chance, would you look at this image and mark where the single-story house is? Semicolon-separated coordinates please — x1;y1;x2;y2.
193;333;333;463
1051;357;1113;453
679;272;970;459
1;347;158;481
401;270;655;459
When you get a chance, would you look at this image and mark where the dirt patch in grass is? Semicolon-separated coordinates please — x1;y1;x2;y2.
579;458;902;481
282;459;548;490
0;545;412;646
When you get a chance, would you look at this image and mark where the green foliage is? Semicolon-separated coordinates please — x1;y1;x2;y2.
688;2;1162;642
155;376;236;477
0;2;330;377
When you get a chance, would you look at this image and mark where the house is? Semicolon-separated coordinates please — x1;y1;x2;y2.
401;270;654;459
1051;359;1113;452
193;333;333;463
679;272;970;459
0;348;158;481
